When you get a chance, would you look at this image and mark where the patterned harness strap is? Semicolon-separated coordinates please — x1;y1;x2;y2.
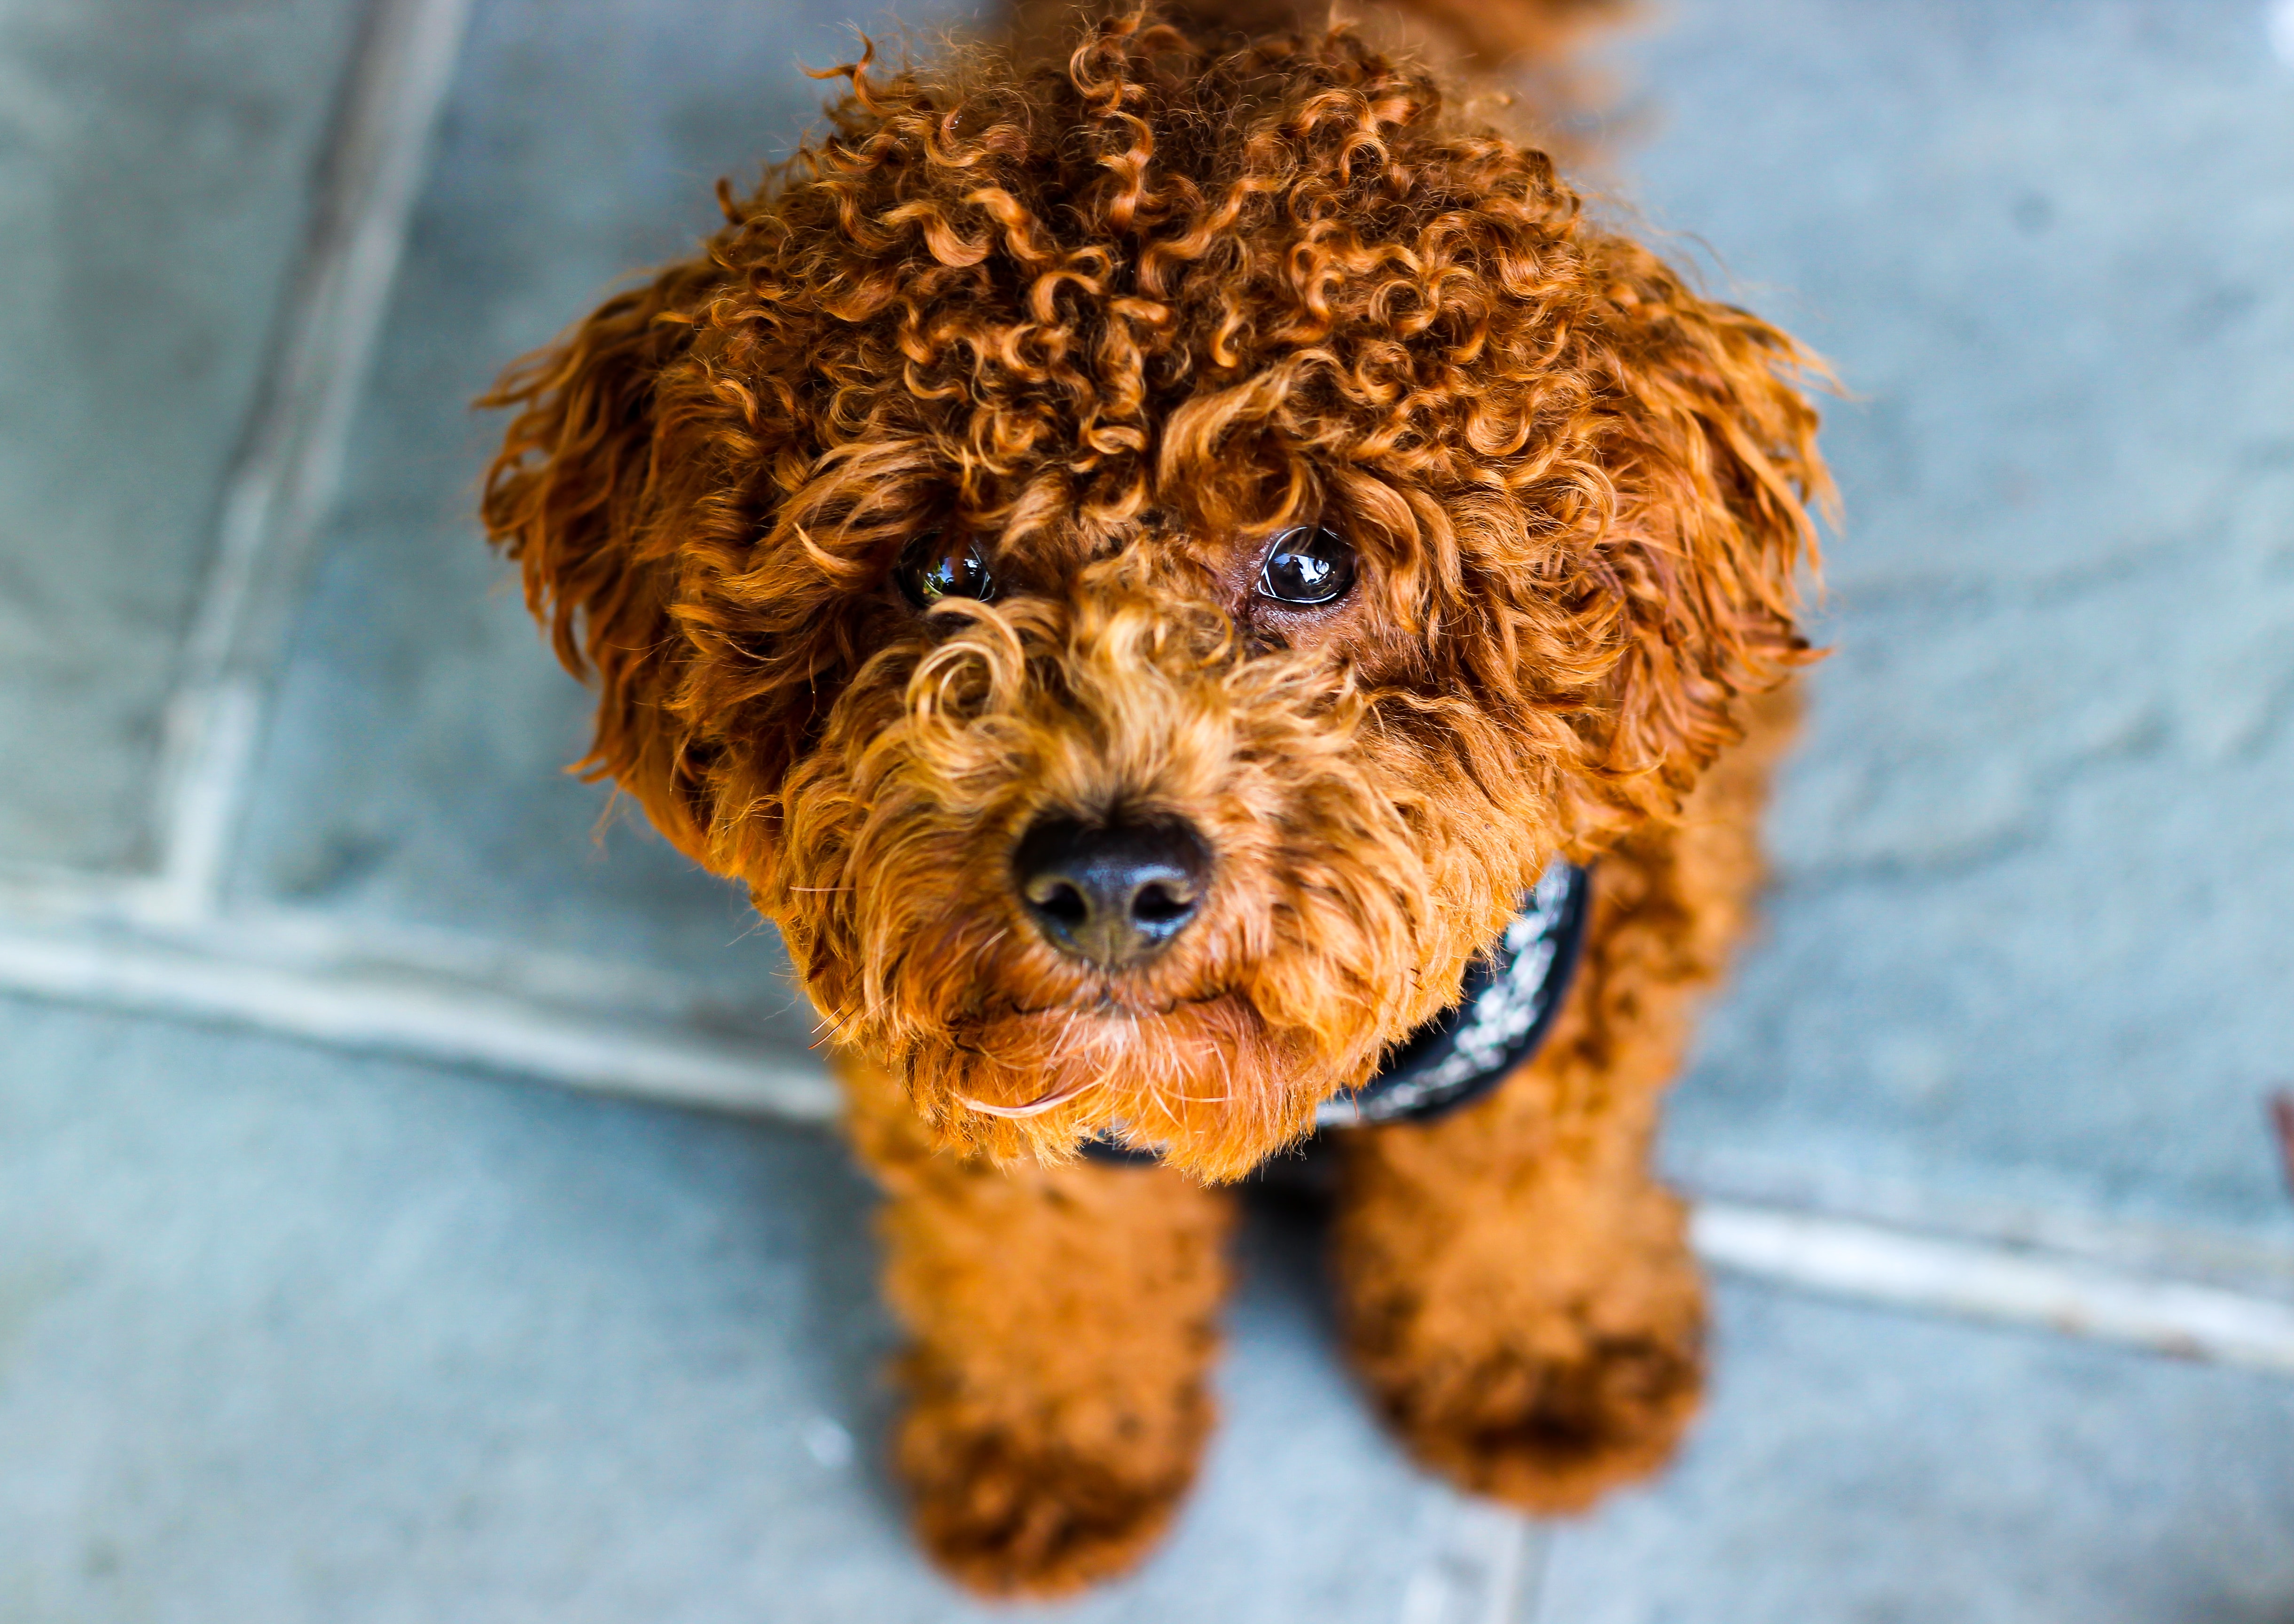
1082;858;1593;1163
1314;857;1591;1129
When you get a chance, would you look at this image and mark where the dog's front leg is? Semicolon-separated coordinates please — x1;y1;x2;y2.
1331;691;1798;1513
840;1057;1237;1598
1330;1024;1710;1513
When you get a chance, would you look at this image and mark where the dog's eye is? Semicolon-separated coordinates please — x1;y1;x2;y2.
1257;526;1356;607
896;533;995;608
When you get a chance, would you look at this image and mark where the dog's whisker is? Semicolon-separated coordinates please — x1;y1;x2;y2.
959;1073;1099;1119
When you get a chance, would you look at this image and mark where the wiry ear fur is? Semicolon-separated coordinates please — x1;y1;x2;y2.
1563;232;1829;841
478;260;721;864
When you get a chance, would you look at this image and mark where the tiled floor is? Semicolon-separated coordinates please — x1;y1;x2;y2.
1634;0;2294;1248
222;0;890;1040
1535;1280;2294;1624
0;0;370;871
7;992;2294;1622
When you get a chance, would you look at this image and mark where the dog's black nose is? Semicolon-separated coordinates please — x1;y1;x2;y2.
1012;815;1211;968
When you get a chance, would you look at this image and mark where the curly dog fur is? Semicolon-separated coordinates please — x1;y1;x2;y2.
480;0;1825;1595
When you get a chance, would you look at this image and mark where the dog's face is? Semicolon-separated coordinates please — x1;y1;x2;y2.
483;17;1823;1179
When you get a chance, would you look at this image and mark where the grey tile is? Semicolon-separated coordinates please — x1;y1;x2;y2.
1610;0;2294;596
1611;0;2294;1238
0;0;369;872
228;0;987;1041
0;992;1453;1623
1532;1279;2294;1624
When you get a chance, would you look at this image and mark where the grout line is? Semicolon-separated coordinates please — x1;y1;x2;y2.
1482;1513;1536;1624
1;914;2292;1379
1400;1493;1540;1624
0;922;838;1122
1668;1144;2294;1292
0;865;786;1029
1509;1520;1552;1624
149;0;475;924
152;680;262;922
1693;1202;2294;1374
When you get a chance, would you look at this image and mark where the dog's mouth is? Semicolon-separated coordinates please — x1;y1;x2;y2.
947;987;1252;1115
966;982;1242;1024
905;986;1340;1179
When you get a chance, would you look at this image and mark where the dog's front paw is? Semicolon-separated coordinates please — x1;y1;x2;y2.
1375;1327;1703;1514
896;1401;1203;1598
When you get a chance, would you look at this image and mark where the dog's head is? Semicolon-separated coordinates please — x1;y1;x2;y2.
481;13;1824;1179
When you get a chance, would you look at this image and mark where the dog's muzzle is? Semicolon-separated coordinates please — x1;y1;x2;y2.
1012;813;1211;968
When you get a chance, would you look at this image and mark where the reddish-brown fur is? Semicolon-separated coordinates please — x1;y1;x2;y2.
481;0;1825;1596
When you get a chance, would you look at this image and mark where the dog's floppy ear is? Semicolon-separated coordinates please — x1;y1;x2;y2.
1571;232;1830;828
479;261;720;865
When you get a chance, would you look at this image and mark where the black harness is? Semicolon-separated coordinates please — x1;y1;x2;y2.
1083;859;1591;1163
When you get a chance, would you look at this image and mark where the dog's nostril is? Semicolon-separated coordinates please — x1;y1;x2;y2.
1026;877;1091;929
1011;813;1212;968
1132;881;1189;927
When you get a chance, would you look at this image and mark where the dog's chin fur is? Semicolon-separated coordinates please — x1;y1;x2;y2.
796;791;1532;1180
796;778;1534;1179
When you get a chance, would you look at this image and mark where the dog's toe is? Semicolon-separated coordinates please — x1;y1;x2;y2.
898;1409;1198;1597
1380;1330;1704;1515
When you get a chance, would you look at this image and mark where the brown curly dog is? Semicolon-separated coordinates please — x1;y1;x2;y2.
480;0;1826;1596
